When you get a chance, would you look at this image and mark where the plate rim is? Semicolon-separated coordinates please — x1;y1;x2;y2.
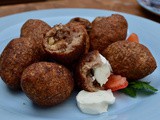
0;8;160;120
137;0;160;16
0;8;160;25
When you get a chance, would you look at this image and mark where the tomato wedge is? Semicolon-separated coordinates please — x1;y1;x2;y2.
104;74;128;91
127;33;139;43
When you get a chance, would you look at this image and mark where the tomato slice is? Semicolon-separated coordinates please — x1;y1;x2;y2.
104;74;128;91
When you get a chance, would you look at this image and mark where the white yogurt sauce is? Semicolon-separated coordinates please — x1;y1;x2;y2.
93;54;112;86
76;89;115;114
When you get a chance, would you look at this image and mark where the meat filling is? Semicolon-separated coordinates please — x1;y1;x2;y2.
44;24;83;53
83;54;102;91
78;51;102;91
77;50;112;92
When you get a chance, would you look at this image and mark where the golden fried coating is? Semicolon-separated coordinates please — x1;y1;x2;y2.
21;62;74;106
68;17;91;32
76;50;104;92
21;19;51;40
102;41;157;80
68;17;91;53
43;23;89;64
21;19;51;57
0;37;40;89
90;14;128;52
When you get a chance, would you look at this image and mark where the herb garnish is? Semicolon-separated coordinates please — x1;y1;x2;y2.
120;81;158;97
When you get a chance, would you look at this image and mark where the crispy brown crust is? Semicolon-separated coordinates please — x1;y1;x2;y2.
21;19;51;39
102;41;157;80
21;62;74;106
76;50;104;92
0;37;40;89
21;19;51;58
43;23;88;64
84;33;90;54
90;14;128;52
68;17;91;32
68;17;91;54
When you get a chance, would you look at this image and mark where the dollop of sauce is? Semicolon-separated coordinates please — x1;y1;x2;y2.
93;54;112;86
76;89;115;114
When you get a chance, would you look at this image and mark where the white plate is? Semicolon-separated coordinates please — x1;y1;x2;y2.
0;8;160;120
137;0;160;16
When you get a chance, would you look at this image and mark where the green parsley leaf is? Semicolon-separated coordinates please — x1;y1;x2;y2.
120;87;136;97
130;81;158;93
120;81;158;97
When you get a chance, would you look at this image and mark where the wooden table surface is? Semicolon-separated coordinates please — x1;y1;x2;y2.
0;0;159;23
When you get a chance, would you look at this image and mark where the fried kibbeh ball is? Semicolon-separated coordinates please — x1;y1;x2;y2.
21;19;51;57
0;37;40;90
21;62;74;107
43;23;89;64
90;14;128;52
21;19;51;39
102;41;157;80
76;50;109;92
68;17;91;53
68;17;91;32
